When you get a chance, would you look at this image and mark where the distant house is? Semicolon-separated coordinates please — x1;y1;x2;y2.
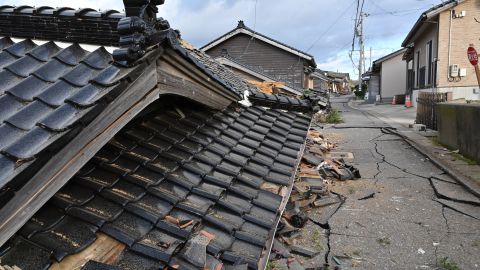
311;69;332;92
202;21;317;95
402;0;480;106
364;48;408;103
320;70;351;93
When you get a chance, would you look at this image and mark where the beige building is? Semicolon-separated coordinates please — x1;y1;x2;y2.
364;48;408;103
402;0;480;106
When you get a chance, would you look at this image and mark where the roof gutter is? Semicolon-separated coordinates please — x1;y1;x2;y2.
402;1;460;47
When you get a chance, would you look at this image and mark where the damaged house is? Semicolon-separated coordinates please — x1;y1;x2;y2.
201;21;317;96
0;1;316;270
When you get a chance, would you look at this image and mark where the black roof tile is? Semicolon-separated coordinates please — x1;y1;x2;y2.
114;250;165;270
0;51;17;69
18;204;65;238
192;182;225;200
0;155;15;188
131;228;182;262
27;42;61;62
199;224;233;256
235;221;269;247
54;44;88;66
81;260;120;270
125;194;172;223
0;237;52;270
81;47;112;69
67;196;123;227
29;216;97;261
204;206;244;233
2;98;311;268
177;194;214;216
4;39;36;58
1;126;61;161
75;167;119;191
5;54;44;77
101;211;153;247
148;179;189;204
32;58;73;82
51;183;95;210
0;37;13;49
101;180;146;206
124;166;164;188
156;208;200;239
6;76;49;102
0;69;23;92
222;239;263;269
0;95;23;123
61;63;103;87
38;104;92;132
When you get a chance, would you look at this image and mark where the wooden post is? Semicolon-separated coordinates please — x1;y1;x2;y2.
475;64;480;87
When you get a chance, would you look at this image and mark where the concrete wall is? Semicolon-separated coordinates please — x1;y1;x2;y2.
367;74;380;104
437;103;480;162
380;53;407;99
437;0;480;89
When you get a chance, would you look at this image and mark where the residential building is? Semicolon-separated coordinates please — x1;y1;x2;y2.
0;3;314;269
311;69;332;92
321;70;351;93
402;0;480;106
364;48;408;103
202;21;317;95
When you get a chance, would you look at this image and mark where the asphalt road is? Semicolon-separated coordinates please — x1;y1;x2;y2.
321;96;480;270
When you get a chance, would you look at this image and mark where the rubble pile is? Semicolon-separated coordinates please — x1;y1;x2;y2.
268;129;361;270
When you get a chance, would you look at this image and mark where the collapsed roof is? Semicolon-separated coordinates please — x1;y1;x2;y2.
0;1;315;269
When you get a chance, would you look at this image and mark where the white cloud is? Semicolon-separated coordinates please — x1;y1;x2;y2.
0;0;445;76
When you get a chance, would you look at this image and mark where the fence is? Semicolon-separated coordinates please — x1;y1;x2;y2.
416;92;449;130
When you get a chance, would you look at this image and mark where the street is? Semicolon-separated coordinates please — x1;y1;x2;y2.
321;96;480;269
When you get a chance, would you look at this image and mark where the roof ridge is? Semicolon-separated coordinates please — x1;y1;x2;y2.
0;5;124;46
201;21;316;66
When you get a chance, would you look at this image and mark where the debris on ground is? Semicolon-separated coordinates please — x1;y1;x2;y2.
269;127;362;269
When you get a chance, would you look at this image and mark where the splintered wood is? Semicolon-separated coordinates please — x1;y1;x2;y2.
49;233;126;270
247;80;286;94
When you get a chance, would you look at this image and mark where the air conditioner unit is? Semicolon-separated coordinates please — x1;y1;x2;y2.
458;11;466;17
450;65;459;77
459;68;467;77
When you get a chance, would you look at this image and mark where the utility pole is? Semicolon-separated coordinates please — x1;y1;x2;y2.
369;47;372;71
356;12;367;94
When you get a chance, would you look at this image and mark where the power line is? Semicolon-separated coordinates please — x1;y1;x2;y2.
237;0;259;60
305;0;357;53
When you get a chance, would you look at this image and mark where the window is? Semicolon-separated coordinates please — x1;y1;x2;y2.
426;41;433;86
416;50;421;87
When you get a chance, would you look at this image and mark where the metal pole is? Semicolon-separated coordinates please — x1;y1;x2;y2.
358;13;364;94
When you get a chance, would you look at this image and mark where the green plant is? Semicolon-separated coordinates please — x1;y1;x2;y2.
437;257;460;270
266;261;276;270
376;237;391;246
312;229;324;251
325;109;343;124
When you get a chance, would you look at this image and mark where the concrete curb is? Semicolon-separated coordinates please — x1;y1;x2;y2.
348;100;480;198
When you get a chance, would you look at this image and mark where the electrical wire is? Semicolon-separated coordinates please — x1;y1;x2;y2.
237;0;258;60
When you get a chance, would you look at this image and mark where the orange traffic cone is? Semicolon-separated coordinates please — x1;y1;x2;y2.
405;95;412;108
391;96;396;105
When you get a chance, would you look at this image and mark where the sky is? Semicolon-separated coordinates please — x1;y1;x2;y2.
1;0;447;78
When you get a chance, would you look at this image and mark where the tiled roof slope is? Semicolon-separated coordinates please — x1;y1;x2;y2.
0;100;311;270
0;5;124;46
248;91;312;113
170;37;250;97
0;37;151;208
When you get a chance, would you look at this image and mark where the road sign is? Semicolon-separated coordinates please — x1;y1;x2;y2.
467;46;478;66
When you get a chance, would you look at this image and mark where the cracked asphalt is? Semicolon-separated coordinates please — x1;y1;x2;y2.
317;96;480;270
